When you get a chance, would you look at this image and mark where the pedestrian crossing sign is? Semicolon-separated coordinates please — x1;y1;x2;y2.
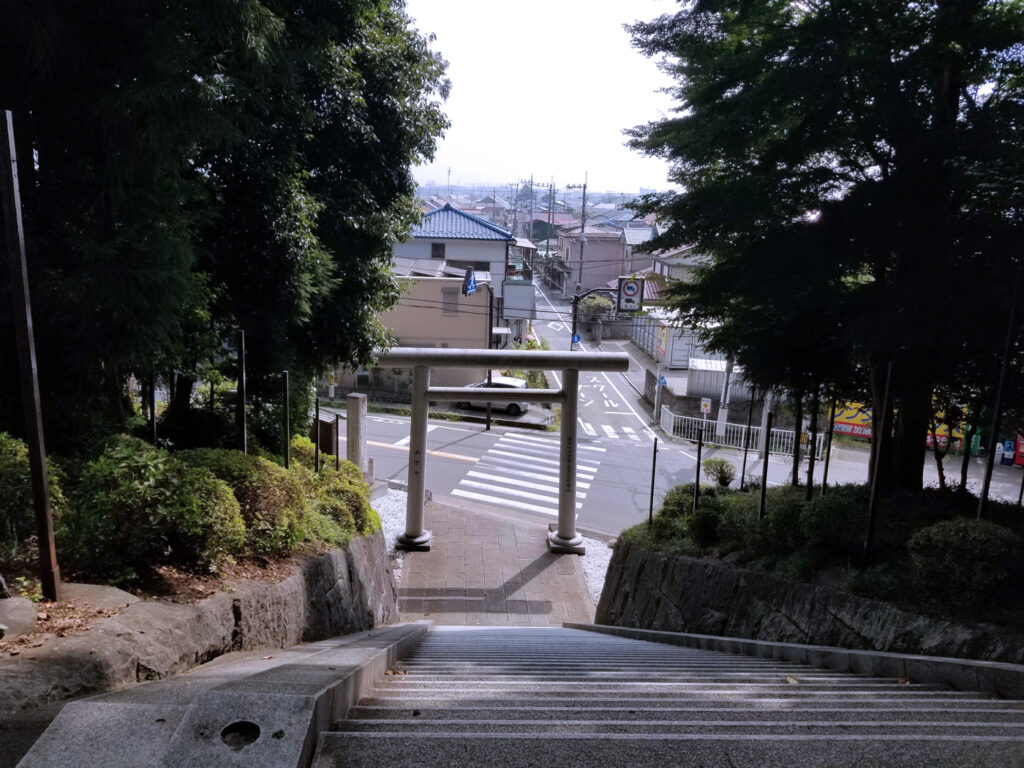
462;268;477;296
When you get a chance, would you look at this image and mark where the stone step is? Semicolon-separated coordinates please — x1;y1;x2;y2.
371;679;950;692
381;671;913;682
347;703;1024;722
355;694;1003;709
310;732;1024;768
332;717;1024;736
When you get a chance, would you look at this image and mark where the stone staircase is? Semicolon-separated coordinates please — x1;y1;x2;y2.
312;626;1024;768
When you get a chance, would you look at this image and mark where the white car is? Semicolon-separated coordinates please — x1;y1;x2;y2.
456;375;530;416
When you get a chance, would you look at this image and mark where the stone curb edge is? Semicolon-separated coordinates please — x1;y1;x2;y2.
564;622;1024;700
18;621;432;768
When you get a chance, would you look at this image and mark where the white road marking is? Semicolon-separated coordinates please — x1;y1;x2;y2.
602;425;618;439
459;479;585;503
500;433;605;453
467;469;591;491
451;489;580;517
479;455;596;480
580;420;597;436
393;424;436;446
487;449;597;475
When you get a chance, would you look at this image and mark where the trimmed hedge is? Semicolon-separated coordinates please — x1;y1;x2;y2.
62;436;244;581
177;448;305;555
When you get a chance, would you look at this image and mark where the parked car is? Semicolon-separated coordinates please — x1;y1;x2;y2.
456;375;529;416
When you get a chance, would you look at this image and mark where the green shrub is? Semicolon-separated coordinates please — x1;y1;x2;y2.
702;458;736;488
63;436;244;581
799;485;868;556
177;448;305;555
685;505;720;548
659;484;695;519
0;433;67;551
907;518;1019;602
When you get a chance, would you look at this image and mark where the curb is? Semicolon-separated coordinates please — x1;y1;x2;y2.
19;621;431;768
565;623;1024;700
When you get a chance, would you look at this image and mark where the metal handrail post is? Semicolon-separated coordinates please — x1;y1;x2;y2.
549;367;585;553
397;364;432;550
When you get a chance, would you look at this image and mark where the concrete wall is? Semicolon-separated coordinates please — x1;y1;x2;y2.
0;532;398;711
597;538;1024;665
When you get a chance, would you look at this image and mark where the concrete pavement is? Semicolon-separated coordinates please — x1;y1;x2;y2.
395;499;595;627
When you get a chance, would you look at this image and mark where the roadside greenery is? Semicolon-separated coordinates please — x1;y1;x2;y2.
624;482;1023;626
0;432;380;587
628;2;1024;494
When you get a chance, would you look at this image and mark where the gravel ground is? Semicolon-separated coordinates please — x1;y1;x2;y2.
372;488;613;606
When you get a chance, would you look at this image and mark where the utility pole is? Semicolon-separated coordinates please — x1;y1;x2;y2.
447;167;452;200
2;110;61;601
566;172;588;293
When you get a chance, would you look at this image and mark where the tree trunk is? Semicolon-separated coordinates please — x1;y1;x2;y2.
791;392;804;487
868;360;893;493
806;388;820;500
960;422;978;491
166;373;195;419
891;368;932;491
930;424;947;491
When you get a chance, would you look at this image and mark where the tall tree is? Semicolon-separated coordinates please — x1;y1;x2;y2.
0;0;449;451
629;0;1024;490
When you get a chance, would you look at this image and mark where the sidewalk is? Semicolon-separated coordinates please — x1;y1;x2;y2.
396;499;595;627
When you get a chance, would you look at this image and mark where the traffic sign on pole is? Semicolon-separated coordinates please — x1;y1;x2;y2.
617;276;644;311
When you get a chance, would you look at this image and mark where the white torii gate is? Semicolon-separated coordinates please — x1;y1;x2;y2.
378;347;629;554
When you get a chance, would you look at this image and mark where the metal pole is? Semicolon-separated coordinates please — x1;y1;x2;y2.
759;413;773;520
569;293;580;351
549;367;584;553
335;413;340;472
149;373;157;444
1017;467;1024;508
740;391;756;490
486;286;493;430
282;370;290;469
2;110;61;601
979;267;1023;520
237;330;247;454
693;427;704;514
398;365;432;550
864;361;893;559
821;395;837;495
648;437;658;526
314;396;320;472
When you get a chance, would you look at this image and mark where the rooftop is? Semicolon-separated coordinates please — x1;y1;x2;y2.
411;204;515;242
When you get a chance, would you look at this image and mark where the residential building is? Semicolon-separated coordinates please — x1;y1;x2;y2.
394;203;536;339
329;272;492;395
554;224;627;297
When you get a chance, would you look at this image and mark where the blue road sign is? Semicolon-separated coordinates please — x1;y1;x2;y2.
658;376;667;387
571;333;581;344
462;268;477;296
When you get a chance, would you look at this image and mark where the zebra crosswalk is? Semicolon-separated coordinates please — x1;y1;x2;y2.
451;432;605;518
580;419;649;441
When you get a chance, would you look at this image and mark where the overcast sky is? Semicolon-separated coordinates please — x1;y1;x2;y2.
403;0;680;195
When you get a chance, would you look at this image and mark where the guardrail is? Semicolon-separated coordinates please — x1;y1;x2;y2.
659;406;825;460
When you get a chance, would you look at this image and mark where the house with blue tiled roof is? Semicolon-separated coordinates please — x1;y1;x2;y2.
394;204;536;341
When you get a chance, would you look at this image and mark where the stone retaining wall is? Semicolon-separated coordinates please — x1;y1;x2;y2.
0;531;397;711
597;537;1024;665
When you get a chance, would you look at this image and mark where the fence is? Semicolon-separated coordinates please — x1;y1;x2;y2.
660;406;826;460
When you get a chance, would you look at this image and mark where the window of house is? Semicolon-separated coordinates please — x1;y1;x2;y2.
431;242;445;259
442;287;459;316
